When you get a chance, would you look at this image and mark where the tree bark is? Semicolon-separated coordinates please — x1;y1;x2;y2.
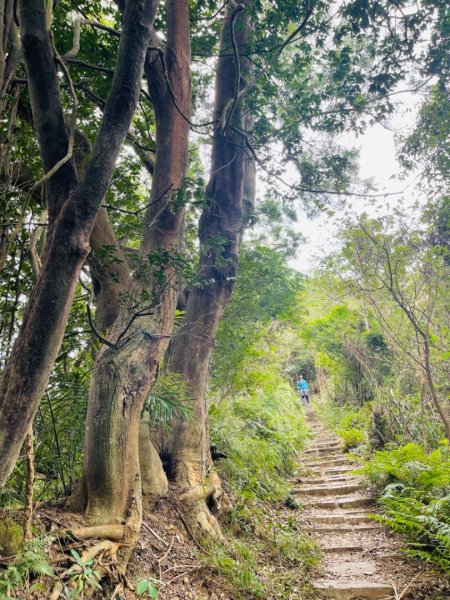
89;208;133;333
166;1;254;537
79;0;191;533
0;0;156;490
423;338;450;439
139;423;168;510
0;0;20;101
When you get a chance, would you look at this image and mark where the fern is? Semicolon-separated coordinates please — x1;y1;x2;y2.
0;535;55;598
143;372;192;432
374;488;450;572
363;444;450;573
362;443;450;493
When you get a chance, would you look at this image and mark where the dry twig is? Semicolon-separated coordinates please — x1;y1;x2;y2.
158;536;175;565
391;570;424;600
142;521;169;548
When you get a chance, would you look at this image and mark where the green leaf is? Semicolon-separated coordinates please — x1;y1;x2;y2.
135;579;149;595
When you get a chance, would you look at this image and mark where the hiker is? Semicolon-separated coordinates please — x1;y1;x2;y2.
297;375;309;404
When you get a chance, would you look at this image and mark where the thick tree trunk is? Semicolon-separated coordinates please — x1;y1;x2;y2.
80;0;191;533
0;0;20;102
0;0;156;490
139;423;168;510
89;208;133;333
167;2;254;537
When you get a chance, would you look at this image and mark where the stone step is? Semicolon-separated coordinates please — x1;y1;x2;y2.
304;448;341;456
305;453;342;461
298;483;361;496
314;580;393;599
303;417;399;600
315;441;342;447
307;469;357;479
324;465;359;474
305;524;382;534
308;513;371;525
299;476;358;485
326;558;378;577
312;495;375;510
310;437;342;444
304;457;350;468
305;442;342;452
322;545;364;554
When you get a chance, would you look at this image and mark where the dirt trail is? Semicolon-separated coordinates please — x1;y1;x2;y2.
297;408;447;600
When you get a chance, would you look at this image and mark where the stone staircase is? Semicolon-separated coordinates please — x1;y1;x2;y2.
297;410;406;600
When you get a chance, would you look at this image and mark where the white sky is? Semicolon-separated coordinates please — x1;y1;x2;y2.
290;97;421;272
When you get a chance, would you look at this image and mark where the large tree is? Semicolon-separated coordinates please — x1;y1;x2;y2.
0;0;157;488
78;0;191;537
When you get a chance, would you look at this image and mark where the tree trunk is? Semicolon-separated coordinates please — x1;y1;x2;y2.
89;208;133;333
0;0;156;491
0;0;20;102
139;423;168;510
423;338;450;440
79;0;191;534
166;2;254;538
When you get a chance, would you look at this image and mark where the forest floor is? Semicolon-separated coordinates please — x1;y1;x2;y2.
2;407;450;599
115;404;450;599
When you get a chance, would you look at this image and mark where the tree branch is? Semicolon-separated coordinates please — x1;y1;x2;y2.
221;3;245;134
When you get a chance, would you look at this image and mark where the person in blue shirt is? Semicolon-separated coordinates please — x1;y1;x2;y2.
296;375;309;403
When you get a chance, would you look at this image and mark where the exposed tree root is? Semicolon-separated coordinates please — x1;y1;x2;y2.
46;522;140;598
49;581;64;600
50;539;121;599
176;471;225;542
56;524;129;542
81;539;120;562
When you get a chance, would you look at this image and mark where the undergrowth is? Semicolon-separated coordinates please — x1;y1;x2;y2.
312;396;367;452
363;442;450;573
0;535;55;599
203;540;265;599
210;381;308;502
207;380;321;598
203;508;322;600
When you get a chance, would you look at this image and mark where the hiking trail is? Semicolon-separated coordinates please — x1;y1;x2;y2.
297;407;447;600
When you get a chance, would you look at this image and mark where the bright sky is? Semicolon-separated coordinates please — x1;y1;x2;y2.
291;102;421;273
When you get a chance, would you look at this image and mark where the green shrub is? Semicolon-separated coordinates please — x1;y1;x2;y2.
204;540;265;599
313;397;367;451
210;382;307;502
362;442;450;493
372;486;450;573
313;398;367;432
0;535;55;597
208;360;316;597
269;527;321;573
363;442;450;572
338;427;366;451
225;501;260;537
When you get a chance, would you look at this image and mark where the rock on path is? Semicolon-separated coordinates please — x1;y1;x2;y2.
297;408;438;600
